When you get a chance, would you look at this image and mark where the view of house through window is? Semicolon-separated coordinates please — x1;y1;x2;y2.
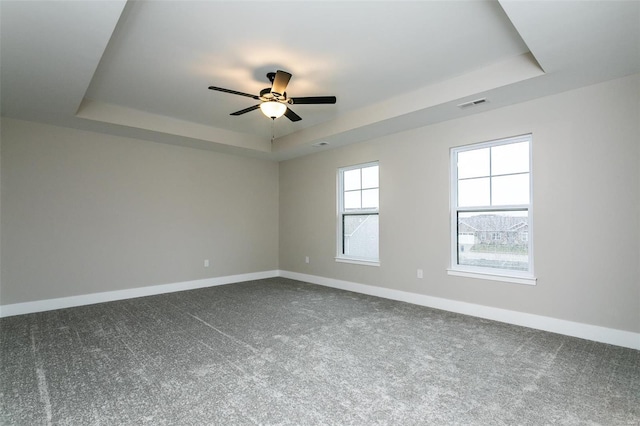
337;162;379;263
458;210;529;271
451;135;533;277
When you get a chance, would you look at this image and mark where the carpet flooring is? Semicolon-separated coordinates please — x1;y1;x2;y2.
1;277;639;425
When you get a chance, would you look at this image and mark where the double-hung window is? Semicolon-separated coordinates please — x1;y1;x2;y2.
337;162;379;265
449;135;535;285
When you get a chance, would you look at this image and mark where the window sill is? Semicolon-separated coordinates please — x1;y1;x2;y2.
335;257;380;267
447;269;536;286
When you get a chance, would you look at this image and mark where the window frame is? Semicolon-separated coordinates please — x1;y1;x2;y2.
448;134;536;285
336;161;380;266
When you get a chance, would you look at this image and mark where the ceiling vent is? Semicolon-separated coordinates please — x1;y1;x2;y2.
457;98;487;109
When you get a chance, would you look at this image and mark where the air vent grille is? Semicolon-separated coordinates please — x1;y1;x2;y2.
457;98;487;109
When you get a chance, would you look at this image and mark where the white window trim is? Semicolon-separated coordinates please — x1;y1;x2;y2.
335;257;381;267
336;161;380;265
446;269;536;286
449;134;536;284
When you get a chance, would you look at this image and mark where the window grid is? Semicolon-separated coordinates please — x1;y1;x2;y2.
337;162;379;264
450;135;534;280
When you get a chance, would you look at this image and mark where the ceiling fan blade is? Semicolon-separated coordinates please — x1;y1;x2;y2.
290;96;337;105
271;70;292;96
208;86;259;100
230;104;261;116
284;107;302;122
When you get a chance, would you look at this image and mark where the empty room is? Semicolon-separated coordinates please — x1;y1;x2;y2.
1;1;639;424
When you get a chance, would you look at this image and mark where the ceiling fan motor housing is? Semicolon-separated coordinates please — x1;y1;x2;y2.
260;88;286;102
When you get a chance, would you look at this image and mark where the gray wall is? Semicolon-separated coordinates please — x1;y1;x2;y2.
2;74;638;334
1;118;279;304
280;74;640;333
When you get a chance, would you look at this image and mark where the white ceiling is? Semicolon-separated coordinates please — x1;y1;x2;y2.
2;1;639;161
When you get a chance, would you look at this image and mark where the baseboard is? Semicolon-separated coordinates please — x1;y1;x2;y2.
0;270;280;318
3;269;638;350
280;270;640;350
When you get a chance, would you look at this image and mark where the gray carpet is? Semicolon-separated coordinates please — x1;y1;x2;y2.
1;277;639;425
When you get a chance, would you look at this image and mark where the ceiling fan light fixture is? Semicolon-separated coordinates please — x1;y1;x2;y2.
209;70;336;122
260;101;287;119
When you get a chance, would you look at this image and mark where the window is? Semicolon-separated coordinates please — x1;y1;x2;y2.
449;135;535;284
337;162;379;265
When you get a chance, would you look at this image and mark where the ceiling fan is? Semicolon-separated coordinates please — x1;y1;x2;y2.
208;70;337;121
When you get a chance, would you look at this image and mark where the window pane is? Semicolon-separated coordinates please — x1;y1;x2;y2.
343;214;379;259
458;148;489;179
343;169;361;191
361;165;379;189
344;190;361;209
458;177;490;207
492;173;529;206
491;142;529;175
361;188;379;209
457;211;529;271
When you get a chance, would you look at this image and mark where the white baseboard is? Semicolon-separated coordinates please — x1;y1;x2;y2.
280;270;640;350
2;269;638;350
0;270;279;318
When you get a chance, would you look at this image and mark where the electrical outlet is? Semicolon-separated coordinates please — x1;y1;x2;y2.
305;256;310;264
204;259;210;268
417;269;423;279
